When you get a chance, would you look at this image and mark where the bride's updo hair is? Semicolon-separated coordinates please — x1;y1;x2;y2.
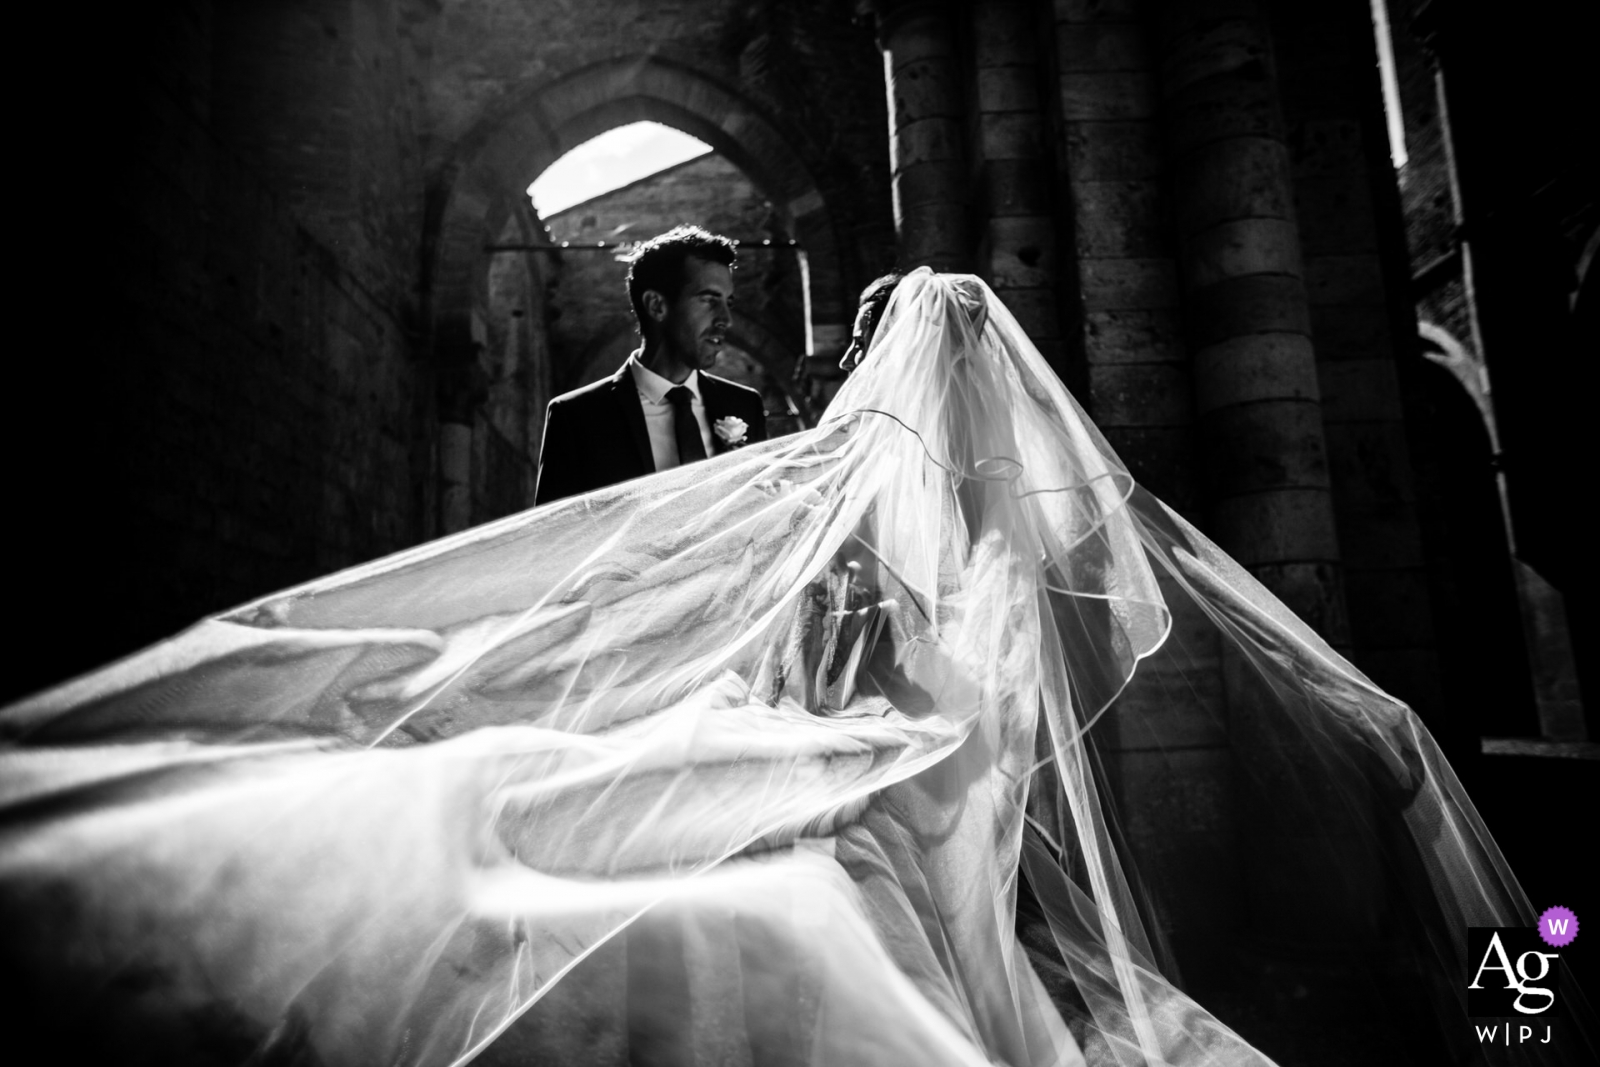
945;275;990;337
858;271;905;338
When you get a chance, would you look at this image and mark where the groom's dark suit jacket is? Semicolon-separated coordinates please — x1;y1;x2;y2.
534;362;768;506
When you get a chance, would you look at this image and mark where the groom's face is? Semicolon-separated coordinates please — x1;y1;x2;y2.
657;256;733;371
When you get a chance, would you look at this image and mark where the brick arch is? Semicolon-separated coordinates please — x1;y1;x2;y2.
427;56;850;365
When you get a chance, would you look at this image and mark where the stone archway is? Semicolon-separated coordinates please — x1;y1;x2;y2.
426;56;853;370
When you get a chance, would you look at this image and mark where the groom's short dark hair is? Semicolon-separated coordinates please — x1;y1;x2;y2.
623;225;738;334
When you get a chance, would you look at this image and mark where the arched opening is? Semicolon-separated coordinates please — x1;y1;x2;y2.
524;121;808;431
425;59;855;532
1411;324;1537;754
1411;323;1592;760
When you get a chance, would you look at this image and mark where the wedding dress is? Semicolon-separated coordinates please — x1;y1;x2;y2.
1;270;1589;1066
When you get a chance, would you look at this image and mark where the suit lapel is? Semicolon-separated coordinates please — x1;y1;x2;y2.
609;364;655;473
700;375;729;455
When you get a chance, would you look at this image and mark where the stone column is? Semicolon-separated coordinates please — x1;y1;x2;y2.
1156;1;1384;971
435;333;486;535
1269;0;1447;725
1156;0;1345;639
438;422;473;535
971;0;1068;376
1053;1;1245;984
879;0;970;270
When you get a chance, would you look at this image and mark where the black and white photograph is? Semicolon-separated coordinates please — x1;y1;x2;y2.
4;1;1595;1064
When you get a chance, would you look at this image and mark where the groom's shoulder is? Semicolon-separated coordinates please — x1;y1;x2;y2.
700;372;762;403
547;372;623;412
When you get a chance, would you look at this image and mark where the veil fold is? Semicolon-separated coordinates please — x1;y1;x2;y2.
2;269;1590;1067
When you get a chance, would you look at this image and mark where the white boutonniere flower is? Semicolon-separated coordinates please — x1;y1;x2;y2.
713;416;749;447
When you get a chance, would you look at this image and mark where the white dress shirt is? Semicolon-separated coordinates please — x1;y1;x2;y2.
628;353;714;471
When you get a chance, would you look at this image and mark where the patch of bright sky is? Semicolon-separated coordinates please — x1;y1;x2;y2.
528;121;713;219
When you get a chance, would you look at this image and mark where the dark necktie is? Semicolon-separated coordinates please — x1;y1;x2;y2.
665;385;707;466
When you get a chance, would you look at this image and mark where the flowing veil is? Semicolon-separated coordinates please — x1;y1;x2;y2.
1;269;1590;1066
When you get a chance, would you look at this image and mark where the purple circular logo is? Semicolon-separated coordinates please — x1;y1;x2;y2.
1538;906;1578;948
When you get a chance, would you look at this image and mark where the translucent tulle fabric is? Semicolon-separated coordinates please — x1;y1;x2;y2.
1;270;1589;1066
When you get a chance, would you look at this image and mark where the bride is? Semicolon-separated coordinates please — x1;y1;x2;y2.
0;270;1588;1066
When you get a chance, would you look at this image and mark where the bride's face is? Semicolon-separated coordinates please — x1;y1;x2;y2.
839;300;876;373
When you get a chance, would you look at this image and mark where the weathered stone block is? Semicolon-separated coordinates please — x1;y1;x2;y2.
888;57;963;122
1322;417;1418;510
1162;74;1279;158
1055;21;1152;73
1058;71;1157;120
1286;117;1369;177
898;198;971;269
972;1;1034;67
992;286;1063;340
1315;359;1403;423
1072;179;1167;258
1193;332;1321;415
1079;257;1180;311
1054;0;1142;25
1089;362;1193;427
1151;0;1264;44
895;114;964;166
1208;488;1342;566
894;157;967;210
980;111;1043;160
1173;137;1297;236
1097;425;1201;506
1304;254;1385;306
1111;747;1235;838
981;158;1052;216
1062;119;1164;181
976;65;1040;112
1200;398;1332;497
1183;217;1305;289
1185;273;1311;346
885;13;958;64
1084;308;1186;364
988;216;1058;284
1158;17;1269;99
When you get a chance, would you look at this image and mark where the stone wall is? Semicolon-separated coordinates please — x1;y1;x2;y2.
14;0;896;699
13;1;437;700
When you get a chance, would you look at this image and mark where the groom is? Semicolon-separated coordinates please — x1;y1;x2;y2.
534;225;768;505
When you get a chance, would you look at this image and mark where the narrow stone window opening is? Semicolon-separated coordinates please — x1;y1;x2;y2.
1369;0;1409;168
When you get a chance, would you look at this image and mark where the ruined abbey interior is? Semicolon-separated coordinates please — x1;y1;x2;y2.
10;1;1595;1062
